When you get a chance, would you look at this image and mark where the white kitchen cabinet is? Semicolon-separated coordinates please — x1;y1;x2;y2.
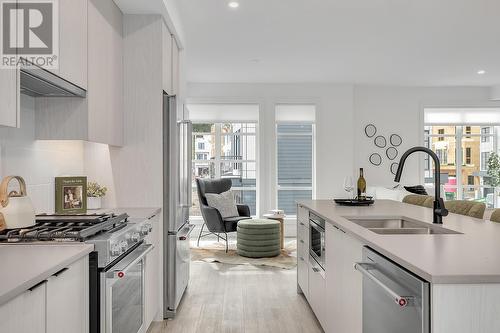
162;23;173;95
297;204;309;297
308;259;326;328
0;68;20;128
46;256;89;333
0;281;46;333
57;0;88;89
325;223;363;333
145;214;161;328
35;0;123;146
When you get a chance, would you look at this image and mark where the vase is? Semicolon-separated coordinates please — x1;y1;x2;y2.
87;197;102;210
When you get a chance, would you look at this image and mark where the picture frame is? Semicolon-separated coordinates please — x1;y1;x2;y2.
55;176;87;214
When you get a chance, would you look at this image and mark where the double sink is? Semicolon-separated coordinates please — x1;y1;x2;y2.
346;217;462;235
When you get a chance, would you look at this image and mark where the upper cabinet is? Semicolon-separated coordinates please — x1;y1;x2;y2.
57;0;88;89
0;69;20;128
162;24;173;95
35;0;123;146
172;38;180;95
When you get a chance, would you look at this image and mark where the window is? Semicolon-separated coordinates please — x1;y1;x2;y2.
191;123;257;217
481;127;491;142
438;128;444;141
424;109;500;207
482;152;490;171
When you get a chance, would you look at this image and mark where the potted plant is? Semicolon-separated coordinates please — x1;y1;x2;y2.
87;181;108;210
486;153;500;207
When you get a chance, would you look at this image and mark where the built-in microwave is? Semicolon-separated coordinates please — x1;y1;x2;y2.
309;212;325;270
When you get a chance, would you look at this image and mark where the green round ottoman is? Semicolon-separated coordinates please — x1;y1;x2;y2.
237;219;281;258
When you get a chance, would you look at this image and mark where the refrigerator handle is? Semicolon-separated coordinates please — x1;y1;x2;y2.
186;121;192;207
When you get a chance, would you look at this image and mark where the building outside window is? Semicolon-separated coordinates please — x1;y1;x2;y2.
424;108;500;208
191;122;257;216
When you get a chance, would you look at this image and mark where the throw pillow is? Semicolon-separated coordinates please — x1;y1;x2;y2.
205;190;239;219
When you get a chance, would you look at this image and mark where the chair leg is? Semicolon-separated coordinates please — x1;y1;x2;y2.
225;232;228;253
197;223;205;247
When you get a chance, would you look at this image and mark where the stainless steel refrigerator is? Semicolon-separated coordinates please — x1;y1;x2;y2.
163;93;194;318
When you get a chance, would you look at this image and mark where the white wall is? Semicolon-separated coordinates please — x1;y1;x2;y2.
0;95;85;213
353;86;499;187
186;82;355;215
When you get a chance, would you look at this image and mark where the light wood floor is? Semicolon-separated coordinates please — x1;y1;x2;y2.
148;261;323;333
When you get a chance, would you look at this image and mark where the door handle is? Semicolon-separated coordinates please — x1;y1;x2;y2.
354;262;414;308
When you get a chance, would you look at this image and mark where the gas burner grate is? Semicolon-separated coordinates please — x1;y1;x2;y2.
0;213;129;242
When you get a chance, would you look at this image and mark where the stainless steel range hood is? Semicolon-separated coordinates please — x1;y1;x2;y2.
20;63;86;98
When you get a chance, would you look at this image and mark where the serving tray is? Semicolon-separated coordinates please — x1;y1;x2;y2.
334;198;374;206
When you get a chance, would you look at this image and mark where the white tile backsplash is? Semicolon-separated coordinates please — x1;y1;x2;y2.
0;95;85;213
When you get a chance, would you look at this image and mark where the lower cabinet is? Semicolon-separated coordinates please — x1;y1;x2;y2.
46;256;89;333
0;255;89;333
325;224;363;333
0;280;46;333
308;259;327;328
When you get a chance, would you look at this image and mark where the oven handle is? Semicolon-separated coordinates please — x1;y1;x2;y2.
107;244;154;279
354;262;414;308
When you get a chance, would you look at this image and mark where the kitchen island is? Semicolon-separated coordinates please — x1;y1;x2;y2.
298;199;500;333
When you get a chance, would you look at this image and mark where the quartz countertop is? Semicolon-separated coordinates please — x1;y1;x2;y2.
0;243;93;305
298;199;500;284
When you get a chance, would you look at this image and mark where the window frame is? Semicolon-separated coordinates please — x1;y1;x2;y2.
275;121;316;217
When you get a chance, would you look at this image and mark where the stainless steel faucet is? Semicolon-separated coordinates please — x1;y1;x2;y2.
394;146;449;224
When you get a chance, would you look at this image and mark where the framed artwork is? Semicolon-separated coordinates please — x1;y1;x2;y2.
55;176;87;214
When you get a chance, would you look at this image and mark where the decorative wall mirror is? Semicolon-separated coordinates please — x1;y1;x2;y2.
369;153;382;166
365;124;377;138
374;135;387;148
390;162;399;175
390;134;402;147
386;147;398;160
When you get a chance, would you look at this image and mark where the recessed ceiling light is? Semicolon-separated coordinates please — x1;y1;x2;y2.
228;2;239;8
477;70;486;75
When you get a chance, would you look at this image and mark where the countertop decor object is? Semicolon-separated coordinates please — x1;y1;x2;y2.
390;134;403;146
386;147;398;160
55;176;87;214
369;153;382;166
0;176;35;230
364;124;377;138
87;181;108;210
374;135;387;148
390;162;399;175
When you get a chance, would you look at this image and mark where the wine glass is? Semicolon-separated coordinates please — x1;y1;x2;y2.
343;176;354;199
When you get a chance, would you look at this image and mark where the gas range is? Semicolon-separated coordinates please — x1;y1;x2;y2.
0;213;153;268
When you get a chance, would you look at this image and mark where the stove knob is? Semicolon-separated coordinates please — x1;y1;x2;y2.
131;232;140;242
111;244;120;256
146;223;153;232
120;241;128;252
140;225;149;236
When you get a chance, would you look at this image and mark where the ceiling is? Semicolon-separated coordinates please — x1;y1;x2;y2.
174;0;500;86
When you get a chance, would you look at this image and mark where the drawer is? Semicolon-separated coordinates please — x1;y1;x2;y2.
297;255;308;298
298;205;309;225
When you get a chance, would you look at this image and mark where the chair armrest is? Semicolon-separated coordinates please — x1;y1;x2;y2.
200;204;226;232
237;204;251;217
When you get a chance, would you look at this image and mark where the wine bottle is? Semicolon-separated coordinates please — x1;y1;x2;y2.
357;168;366;200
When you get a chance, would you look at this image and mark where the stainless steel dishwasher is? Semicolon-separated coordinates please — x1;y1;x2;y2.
354;247;430;333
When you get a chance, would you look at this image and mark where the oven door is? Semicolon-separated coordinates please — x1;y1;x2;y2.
101;243;153;333
309;220;325;269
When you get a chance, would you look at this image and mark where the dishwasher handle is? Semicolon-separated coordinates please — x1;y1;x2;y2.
354;262;414;308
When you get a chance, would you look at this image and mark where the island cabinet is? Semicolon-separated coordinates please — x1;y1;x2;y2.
0;69;19;128
325;223;363;333
297;204;309;298
35;0;123;146
0;255;89;333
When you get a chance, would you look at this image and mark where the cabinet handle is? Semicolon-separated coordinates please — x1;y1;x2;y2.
299;256;304;261
299;222;305;226
29;280;46;292
312;267;321;273
299;239;304;244
52;267;68;277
